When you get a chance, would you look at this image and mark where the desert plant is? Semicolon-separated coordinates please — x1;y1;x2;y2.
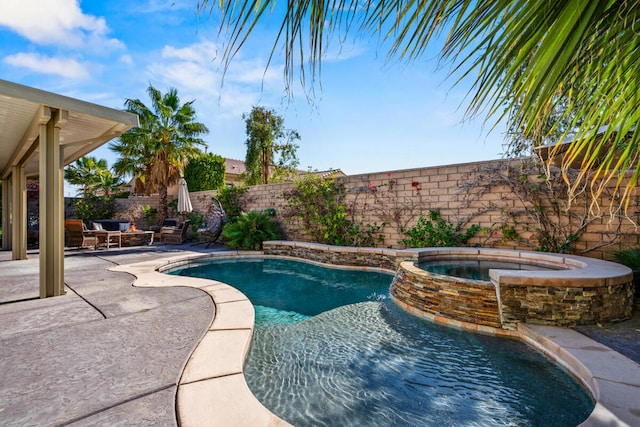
222;210;281;250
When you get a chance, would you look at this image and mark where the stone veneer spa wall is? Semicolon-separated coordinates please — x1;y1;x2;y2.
263;242;634;330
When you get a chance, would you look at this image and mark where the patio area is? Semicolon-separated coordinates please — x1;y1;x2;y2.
1;242;639;426
0;243;225;426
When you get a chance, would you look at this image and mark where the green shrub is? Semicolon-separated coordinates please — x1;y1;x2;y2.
222;210;281;250
282;173;386;246
184;153;226;191
218;186;247;222
70;196;116;221
400;210;480;248
141;205;158;222
185;210;204;239
611;249;640;269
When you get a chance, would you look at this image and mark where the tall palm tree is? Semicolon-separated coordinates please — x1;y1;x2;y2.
111;84;209;221
200;0;640;212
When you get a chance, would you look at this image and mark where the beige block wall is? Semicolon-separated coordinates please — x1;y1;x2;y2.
243;159;640;259
116;158;640;259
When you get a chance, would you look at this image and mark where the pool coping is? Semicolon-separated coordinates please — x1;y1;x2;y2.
112;250;640;427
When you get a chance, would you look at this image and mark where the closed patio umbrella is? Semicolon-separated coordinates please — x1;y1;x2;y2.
177;177;192;214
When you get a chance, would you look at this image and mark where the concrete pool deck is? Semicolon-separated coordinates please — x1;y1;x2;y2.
0;245;639;426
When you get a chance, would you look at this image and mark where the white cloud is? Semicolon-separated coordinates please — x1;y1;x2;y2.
3;52;90;79
229;59;281;84
119;54;134;65
161;42;219;63
0;0;124;50
150;42;221;94
145;40;286;120
157;41;282;86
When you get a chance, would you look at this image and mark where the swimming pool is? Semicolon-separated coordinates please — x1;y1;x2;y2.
169;257;593;426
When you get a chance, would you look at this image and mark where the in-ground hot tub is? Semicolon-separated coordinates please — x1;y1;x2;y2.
391;248;634;330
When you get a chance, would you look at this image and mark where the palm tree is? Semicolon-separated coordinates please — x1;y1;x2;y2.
64;156;112;197
94;172;125;199
111;84;209;221
200;1;640;212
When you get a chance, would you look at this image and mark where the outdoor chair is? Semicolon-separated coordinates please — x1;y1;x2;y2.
64;219;98;249
160;220;190;244
149;218;179;235
194;197;227;248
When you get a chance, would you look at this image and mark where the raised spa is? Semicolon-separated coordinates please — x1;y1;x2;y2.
391;248;634;330
262;243;634;329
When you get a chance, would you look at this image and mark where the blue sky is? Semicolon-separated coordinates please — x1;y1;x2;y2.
0;0;507;188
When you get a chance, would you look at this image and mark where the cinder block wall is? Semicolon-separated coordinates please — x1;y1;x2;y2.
117;158;640;259
240;158;640;259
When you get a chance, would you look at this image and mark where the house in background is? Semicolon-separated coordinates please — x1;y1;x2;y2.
224;158;246;186
224;158;346;185
309;169;347;179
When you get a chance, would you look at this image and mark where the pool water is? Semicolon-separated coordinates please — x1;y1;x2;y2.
419;259;561;281
170;257;593;426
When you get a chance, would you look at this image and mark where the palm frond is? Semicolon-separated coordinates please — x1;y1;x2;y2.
202;0;640;212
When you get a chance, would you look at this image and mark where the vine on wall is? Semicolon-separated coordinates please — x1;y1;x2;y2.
459;158;632;254
281;174;385;247
204;158;638;254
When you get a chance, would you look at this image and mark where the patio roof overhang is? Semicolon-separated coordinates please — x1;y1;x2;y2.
0;79;138;298
0;79;138;179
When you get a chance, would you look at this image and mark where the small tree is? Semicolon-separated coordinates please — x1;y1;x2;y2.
243;106;300;185
184;153;226;191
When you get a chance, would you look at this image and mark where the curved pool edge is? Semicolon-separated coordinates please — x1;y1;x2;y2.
112;250;640;427
110;250;292;427
519;324;640;427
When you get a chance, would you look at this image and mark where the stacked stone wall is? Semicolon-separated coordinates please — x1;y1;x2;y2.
263;242;399;271
499;282;634;328
261;241;633;329
391;264;502;328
